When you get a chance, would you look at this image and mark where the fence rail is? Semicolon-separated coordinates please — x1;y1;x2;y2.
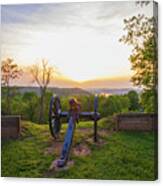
115;113;158;131
1;115;21;139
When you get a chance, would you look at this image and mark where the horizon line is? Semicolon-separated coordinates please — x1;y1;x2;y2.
1;85;140;90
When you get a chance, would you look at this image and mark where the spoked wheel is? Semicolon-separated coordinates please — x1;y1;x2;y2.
49;96;61;139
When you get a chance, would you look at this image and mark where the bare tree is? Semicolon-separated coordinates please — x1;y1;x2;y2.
1;58;22;114
30;59;54;123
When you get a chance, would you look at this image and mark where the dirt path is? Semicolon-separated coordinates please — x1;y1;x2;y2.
44;127;114;155
44;127;115;176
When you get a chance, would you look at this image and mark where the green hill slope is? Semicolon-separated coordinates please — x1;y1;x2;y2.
1;121;156;180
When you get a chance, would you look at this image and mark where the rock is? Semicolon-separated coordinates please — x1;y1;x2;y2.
73;144;91;156
49;160;74;171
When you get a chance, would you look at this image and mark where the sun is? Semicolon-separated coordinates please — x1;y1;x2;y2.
3;26;132;83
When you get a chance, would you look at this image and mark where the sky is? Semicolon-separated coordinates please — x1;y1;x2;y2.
1;1;154;88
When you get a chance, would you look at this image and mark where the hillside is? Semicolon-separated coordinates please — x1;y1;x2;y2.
1;120;156;180
87;88;142;96
2;86;92;97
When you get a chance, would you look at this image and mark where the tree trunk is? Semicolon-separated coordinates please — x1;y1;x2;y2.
39;87;46;124
6;85;11;115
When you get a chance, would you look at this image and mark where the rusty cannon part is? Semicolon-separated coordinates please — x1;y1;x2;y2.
49;96;100;142
49;96;100;168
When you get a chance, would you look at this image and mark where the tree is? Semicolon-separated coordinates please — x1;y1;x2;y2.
10;94;25;116
1;58;22;114
30;59;54;123
127;90;139;111
140;89;156;113
100;95;130;116
119;7;157;112
22;92;39;122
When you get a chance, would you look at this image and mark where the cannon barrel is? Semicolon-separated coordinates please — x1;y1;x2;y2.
53;111;100;121
49;96;100;142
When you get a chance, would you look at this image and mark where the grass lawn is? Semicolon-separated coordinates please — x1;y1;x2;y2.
1;120;157;180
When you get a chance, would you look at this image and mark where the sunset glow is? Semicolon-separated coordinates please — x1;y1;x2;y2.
1;2;153;87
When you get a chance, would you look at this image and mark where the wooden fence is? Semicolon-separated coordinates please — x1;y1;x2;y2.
115;113;158;131
1;115;21;139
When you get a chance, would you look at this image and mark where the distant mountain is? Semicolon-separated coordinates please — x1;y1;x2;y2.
14;86;91;97
8;69;133;89
87;88;142;96
2;86;142;98
80;76;132;89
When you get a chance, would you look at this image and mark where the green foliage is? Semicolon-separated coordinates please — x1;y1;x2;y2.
22;92;39;122
140;89;157;113
1;121;156;180
29;60;55;124
10;95;25;115
44;91;53;123
127;90;140;111
98;95;130;116
120;15;157;89
1;58;22;86
1;99;8;115
1;58;22;114
1;87;143;122
129;36;157;89
98;116;116;130
120;13;157;113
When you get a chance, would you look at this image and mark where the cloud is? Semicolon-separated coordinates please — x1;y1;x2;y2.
2;1;153;33
1;1;154;87
1;1;153;49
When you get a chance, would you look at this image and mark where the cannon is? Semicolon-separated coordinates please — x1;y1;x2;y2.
49;96;100;167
